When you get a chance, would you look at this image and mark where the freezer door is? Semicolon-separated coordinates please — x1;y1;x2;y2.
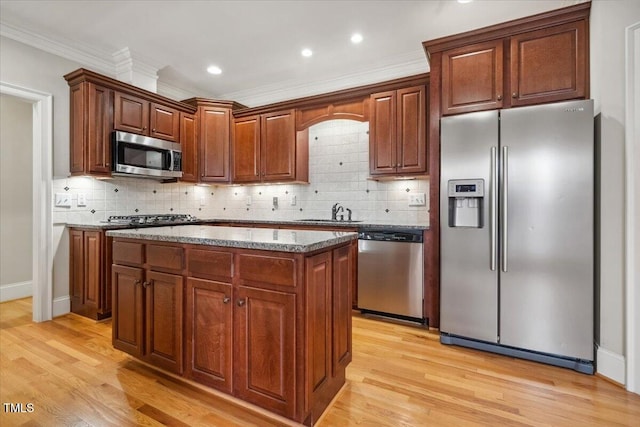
440;110;499;342
499;100;594;361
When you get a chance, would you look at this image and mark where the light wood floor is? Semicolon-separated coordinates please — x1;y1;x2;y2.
1;298;638;426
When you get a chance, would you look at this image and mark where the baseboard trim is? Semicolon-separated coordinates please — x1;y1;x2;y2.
596;346;626;385
0;281;33;302
53;296;70;318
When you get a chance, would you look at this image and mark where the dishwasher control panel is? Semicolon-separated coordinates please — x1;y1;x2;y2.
358;229;423;243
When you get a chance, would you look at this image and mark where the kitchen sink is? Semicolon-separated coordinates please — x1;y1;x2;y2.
298;219;363;223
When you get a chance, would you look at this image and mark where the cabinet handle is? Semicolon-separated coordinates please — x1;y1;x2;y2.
512;92;518;98
497;94;502;101
223;296;231;304
237;299;246;307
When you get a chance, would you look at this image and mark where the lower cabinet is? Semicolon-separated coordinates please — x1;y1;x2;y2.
112;237;355;425
112;242;184;374
69;228;112;320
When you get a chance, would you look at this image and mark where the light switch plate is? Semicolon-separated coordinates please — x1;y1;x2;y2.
77;193;87;206
55;193;71;207
408;193;426;206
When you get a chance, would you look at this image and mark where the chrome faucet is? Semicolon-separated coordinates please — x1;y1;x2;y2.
331;203;344;221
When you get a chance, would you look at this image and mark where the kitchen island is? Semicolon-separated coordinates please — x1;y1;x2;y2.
106;225;357;426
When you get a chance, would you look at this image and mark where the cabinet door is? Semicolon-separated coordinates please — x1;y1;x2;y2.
510;20;587;107
332;245;353;373
396;85;426;174
441;40;504;115
261;110;296;182
112;264;144;357
305;252;332;394
145;270;184;374
83;230;102;312
179;112;197;182
200;107;231;182
185;278;232;393
232;116;260;183
69;229;85;314
150;103;180;142
369;91;397;175
234;286;296;418
114;92;150;135
69;84;86;174
86;83;113;174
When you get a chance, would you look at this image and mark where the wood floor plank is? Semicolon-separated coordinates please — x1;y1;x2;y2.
1;299;639;426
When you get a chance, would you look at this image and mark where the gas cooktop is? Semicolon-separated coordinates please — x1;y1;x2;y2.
104;214;199;226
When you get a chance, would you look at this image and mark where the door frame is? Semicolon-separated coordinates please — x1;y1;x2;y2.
0;81;53;322
625;21;640;395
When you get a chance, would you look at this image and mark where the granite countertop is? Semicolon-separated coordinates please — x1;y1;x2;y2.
68;218;428;231
106;225;357;253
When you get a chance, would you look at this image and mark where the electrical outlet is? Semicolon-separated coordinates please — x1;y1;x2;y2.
55;193;71;207
77;193;87;207
246;196;252;206
273;196;279;209
408;193;426;206
200;197;206;206
290;195;297;206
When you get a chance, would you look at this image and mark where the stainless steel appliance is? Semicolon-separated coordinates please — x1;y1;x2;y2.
358;228;424;323
112;131;182;180
104;214;198;226
439;99;594;374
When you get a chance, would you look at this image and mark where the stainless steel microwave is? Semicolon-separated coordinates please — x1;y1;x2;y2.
112;131;182;179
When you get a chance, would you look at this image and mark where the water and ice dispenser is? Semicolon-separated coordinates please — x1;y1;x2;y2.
447;179;484;228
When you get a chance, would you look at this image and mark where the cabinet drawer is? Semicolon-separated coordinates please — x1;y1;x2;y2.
147;244;184;271
113;241;144;266
237;253;296;288
187;249;233;281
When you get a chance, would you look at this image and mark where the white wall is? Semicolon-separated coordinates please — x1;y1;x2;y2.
0;94;33;301
590;0;640;384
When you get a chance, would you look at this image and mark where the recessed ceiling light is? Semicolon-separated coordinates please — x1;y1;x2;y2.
351;33;363;44
457;0;473;3
207;65;222;75
301;48;313;57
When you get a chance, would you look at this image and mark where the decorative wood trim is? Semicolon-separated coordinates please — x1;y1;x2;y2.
422;2;591;56
181;97;247;111
233;73;429;118
64;68;197;114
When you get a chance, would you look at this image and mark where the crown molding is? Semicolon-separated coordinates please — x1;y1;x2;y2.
220;50;429;108
156;80;201;102
0;20;115;76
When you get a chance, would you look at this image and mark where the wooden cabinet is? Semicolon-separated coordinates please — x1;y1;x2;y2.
179;112;197;182
112;241;184;374
114;92;180;142
69;82;113;176
434;9;589;115
232;110;308;184
111;236;356;424
369;85;427;177
180;99;245;183
441;40;504;115
69;228;112;320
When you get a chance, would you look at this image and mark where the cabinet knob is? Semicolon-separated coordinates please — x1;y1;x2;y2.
142;280;153;288
223;296;231;304
152;128;156;132
143;126;147;130
497;94;502;101
512;92;518;98
134;280;141;286
237;299;246;307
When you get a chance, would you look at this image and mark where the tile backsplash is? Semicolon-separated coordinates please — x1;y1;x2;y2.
53;120;429;225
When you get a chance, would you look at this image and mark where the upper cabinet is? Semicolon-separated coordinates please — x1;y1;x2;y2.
181;98;245;184
425;2;590;116
232;110;308;184
369;85;427;177
114;92;180;142
64;69;197;177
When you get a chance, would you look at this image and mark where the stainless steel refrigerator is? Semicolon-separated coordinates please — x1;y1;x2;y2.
439;99;594;374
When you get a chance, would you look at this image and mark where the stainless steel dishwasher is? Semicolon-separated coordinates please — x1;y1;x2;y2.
357;228;424;323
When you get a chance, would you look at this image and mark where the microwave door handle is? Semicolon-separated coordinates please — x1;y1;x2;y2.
169;150;174;171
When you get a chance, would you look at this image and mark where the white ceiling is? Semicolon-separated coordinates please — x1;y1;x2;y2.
0;0;586;107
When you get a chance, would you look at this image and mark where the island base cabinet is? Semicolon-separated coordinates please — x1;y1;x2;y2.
234;286;296;418
185;278;233;394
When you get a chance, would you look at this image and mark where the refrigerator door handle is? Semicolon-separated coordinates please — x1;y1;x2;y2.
501;146;509;272
490;146;498;271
